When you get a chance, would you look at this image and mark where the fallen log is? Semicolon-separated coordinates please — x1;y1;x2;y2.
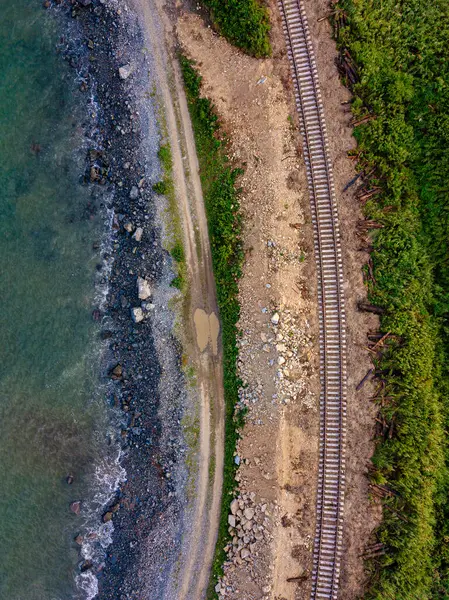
358;301;385;315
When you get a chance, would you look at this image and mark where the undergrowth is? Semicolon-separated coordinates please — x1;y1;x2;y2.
201;0;271;58
179;54;245;598
334;1;449;598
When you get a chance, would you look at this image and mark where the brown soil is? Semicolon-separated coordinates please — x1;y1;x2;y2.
178;5;321;599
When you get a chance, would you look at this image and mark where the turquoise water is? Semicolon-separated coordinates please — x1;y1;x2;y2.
0;2;115;598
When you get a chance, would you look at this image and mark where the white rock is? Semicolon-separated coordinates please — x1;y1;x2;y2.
230;499;239;515
240;548;250;559
228;515;236;528
124;222;134;233
271;312;280;325
129;186;139;200
137;276;151;300
118;64;133;80
278;356;286;365
133;227;143;241
244;507;255;520
131;307;144;323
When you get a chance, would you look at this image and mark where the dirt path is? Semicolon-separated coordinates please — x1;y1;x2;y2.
131;0;224;598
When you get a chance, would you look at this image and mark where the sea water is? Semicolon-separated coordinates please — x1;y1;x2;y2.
0;2;120;598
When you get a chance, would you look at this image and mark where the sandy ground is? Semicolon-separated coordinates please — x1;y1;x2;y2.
130;0;225;597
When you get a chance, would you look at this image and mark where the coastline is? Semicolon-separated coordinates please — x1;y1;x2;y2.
44;0;227;598
44;1;195;597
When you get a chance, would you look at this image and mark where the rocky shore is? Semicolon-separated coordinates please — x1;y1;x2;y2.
44;1;190;598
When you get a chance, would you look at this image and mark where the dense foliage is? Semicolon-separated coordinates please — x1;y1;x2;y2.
179;55;245;599
334;1;449;598
201;0;271;57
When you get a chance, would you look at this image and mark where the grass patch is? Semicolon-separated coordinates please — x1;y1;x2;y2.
154;142;187;291
179;54;245;598
333;1;449;598
201;0;271;58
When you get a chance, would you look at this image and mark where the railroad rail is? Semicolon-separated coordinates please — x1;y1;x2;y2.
277;1;347;598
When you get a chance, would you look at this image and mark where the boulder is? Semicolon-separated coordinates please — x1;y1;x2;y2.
228;515;236;528
244;507;255;520
131;307;144;323
230;499;239;515
110;364;123;380
137;277;151;300
70;501;81;515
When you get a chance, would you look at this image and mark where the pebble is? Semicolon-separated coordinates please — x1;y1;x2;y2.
129;186;139;200
118;64;133;80
271;312;280;325
133;226;143;241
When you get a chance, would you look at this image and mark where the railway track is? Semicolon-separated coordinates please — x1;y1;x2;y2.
278;1;347;598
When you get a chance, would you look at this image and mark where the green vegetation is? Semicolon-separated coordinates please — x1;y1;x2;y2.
201;0;271;57
333;1;449;598
155;143;186;290
179;54;245;598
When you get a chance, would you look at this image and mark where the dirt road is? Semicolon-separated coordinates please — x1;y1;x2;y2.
131;0;225;597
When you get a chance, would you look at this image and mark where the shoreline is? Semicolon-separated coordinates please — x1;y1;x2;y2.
46;1;196;597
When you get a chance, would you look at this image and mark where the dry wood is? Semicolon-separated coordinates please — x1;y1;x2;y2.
383;503;409;523
371;331;391;351
356;368;374;391
357;219;384;230
287;575;308;583
361;550;386;560
351;114;377;126
358;301;385;315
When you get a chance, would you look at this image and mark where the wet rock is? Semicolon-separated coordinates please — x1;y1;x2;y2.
92;309;102;321
133;227;143;242
70;501;81;515
74;534;84;545
110;364;123;380
131;307;144;323
66;473;74;485
103;511;113;523
137;276;151;300
118;64;133;80
124;222;134;233
80;559;93;572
